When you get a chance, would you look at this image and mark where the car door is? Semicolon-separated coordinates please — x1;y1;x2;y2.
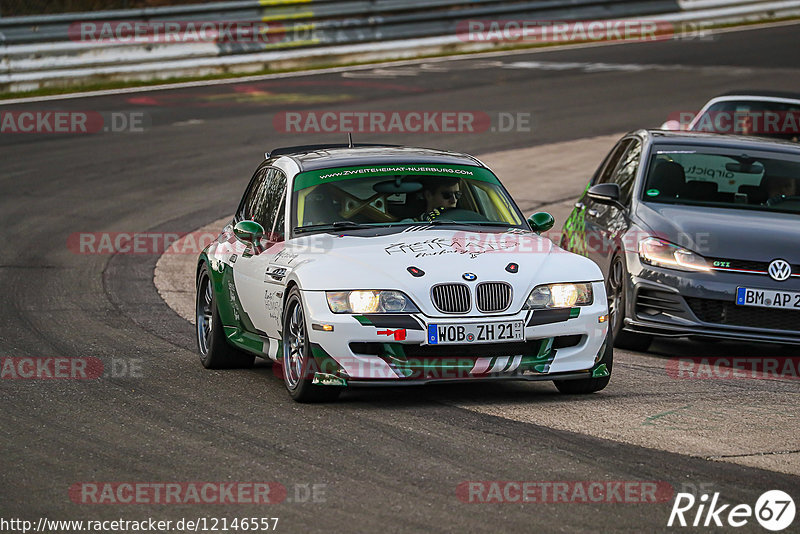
563;138;631;258
232;167;288;340
584;137;642;275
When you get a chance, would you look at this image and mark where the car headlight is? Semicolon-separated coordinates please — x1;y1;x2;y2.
639;237;711;272
326;290;420;314
525;283;593;309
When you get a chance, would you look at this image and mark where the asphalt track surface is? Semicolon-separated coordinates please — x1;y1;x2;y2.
2;23;800;533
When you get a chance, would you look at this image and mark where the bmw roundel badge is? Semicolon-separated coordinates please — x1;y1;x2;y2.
462;272;477;281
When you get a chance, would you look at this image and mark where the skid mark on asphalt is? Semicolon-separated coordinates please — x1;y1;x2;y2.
642;405;693;427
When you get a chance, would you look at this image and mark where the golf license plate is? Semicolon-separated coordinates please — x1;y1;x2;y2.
736;287;800;311
427;321;524;345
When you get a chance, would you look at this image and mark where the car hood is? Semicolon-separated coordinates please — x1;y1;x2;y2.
635;202;800;262
280;228;602;314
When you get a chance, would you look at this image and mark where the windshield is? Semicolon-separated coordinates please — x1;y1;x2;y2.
690;100;800;141
641;146;800;214
291;163;525;234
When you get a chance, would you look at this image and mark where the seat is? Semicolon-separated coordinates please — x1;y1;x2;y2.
396;188;427;220
649;161;686;198
302;185;342;225
737;184;767;204
683;181;719;201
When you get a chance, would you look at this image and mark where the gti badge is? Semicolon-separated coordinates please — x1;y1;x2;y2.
462;272;477;281
768;259;792;281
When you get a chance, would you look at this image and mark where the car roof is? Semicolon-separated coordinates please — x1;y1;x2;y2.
713;90;800;102
638;129;800;153
269;144;486;171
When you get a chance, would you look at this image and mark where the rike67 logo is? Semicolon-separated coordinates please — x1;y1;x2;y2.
668;490;795;531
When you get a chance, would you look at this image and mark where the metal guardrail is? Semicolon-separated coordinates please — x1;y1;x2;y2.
0;0;677;45
1;0;798;92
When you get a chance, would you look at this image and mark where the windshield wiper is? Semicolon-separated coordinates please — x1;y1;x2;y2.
294;221;366;233
463;222;518;227
767;195;800;206
423;220;515;227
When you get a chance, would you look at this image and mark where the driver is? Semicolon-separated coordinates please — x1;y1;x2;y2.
765;176;797;205
420;178;461;221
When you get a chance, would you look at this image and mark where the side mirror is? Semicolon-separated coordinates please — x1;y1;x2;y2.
233;220;265;245
527;212;555;233
587;183;625;209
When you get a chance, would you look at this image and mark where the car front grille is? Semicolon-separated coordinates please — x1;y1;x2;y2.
635;288;687;317
431;283;471;314
708;258;800;276
476;282;513;313
686;297;800;332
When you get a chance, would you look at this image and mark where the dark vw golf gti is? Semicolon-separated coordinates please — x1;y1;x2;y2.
560;130;800;351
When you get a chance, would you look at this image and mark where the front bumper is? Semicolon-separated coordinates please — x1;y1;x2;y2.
624;252;800;345
300;282;609;383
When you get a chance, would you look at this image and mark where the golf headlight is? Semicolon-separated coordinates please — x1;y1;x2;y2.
639;237;711;272
326;290;420;313
525;283;593;309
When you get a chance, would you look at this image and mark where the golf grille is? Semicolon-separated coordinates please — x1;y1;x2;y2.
431;284;471;314
686;297;800;332
476;282;513;313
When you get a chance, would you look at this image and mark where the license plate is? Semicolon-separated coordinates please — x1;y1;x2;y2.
427;321;524;345
736;287;800;311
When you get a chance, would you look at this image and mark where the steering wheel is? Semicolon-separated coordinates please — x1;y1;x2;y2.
422;207;490;222
766;195;800;206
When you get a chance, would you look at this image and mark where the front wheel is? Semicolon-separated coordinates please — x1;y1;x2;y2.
196;264;254;369
607;254;652;352
554;335;613;394
281;288;341;403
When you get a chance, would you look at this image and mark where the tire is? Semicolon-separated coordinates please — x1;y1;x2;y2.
554;335;613;394
607;254;653;352
281;287;341;403
196;264;255;369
